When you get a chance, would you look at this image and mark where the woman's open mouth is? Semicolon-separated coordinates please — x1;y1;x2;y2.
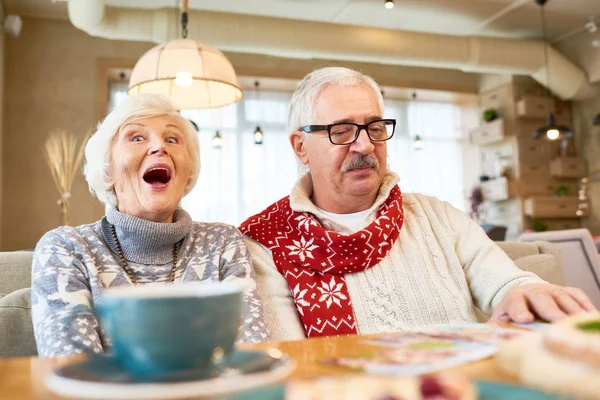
142;164;172;188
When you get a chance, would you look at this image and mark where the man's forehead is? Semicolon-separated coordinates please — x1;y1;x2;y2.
312;86;383;123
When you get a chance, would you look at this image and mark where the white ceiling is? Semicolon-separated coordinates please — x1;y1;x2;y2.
3;0;600;84
3;0;600;42
103;0;600;42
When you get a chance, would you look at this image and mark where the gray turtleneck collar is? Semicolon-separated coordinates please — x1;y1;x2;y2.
101;207;192;264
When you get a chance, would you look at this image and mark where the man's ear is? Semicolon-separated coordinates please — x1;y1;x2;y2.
290;131;309;165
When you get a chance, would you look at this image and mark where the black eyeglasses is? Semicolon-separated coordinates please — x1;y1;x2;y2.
299;119;396;145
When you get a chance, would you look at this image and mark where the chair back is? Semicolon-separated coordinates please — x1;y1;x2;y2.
519;229;600;309
0;251;37;357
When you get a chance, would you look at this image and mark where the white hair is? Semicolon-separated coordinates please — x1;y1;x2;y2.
288;67;384;133
83;93;200;206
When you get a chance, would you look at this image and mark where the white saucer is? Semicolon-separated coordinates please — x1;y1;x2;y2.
45;349;295;400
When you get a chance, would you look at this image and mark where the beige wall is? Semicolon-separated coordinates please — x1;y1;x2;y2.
227;53;479;94
1;17;153;250
574;97;600;235
0;16;480;251
0;6;4;249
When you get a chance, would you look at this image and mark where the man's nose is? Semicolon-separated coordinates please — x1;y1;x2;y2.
351;127;375;152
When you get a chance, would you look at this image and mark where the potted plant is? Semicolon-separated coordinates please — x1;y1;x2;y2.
532;220;548;232
469;186;484;221
482;108;498;123
555;184;569;196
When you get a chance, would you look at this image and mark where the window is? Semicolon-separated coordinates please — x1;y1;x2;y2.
178;91;297;225
108;86;477;225
385;99;477;212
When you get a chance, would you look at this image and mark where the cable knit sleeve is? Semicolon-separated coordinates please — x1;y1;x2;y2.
217;226;271;343
244;237;306;341
444;202;546;315
31;229;103;357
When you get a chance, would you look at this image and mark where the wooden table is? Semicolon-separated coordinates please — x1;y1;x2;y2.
0;332;517;400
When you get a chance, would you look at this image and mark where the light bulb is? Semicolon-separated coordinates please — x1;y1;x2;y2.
546;128;560;140
413;135;423;150
254;126;263;144
384;0;394;9
212;131;223;149
175;71;193;87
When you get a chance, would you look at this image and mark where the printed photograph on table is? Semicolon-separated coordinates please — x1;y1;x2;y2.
324;324;526;375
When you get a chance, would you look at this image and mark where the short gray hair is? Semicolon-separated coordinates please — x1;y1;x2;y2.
83;93;200;206
288;67;384;133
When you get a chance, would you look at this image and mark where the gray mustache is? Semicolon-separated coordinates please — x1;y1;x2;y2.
341;155;380;173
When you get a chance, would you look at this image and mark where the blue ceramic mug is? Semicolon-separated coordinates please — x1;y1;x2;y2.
92;281;245;380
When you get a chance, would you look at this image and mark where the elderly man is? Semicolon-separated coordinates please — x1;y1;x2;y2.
240;67;595;340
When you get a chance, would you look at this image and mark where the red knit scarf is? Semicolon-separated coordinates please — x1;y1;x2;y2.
240;186;404;337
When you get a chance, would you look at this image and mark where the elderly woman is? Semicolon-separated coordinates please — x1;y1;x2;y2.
31;94;269;357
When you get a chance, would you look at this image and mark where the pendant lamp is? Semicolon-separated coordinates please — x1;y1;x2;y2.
253;81;264;145
212;131;223;149
411;92;424;150
532;0;573;141
128;0;242;109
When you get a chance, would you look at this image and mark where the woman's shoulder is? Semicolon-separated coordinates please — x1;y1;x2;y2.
35;221;102;254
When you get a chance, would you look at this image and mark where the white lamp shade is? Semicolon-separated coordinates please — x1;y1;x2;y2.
128;38;243;109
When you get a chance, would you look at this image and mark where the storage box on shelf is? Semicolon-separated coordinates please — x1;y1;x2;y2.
485;199;521;221
516;96;572;125
479;84;513;118
524;196;584;219
469;119;506;146
516;96;551;119
549;157;587;179
480;177;516;202
516;135;550;162
517;161;551;181
517;180;578;197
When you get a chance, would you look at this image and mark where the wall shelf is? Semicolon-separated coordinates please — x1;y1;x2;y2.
469;119;505;146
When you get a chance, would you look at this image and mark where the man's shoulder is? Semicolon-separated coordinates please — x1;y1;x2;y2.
403;192;448;209
402;192;468;228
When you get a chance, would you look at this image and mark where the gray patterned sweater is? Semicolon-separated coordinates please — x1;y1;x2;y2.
31;208;270;357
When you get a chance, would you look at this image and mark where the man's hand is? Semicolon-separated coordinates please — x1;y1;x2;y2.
491;284;597;323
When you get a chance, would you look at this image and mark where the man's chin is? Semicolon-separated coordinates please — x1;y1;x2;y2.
343;177;382;197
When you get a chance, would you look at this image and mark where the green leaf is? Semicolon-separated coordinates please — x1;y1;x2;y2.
577;320;600;332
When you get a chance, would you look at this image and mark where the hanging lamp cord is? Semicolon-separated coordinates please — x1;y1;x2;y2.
538;0;552;112
181;0;189;39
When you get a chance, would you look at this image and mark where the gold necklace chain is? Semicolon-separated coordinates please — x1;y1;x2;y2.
110;225;178;285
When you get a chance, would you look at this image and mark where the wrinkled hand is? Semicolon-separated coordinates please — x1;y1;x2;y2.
491;284;597;323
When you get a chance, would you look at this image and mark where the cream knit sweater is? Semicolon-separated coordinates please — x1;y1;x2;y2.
245;172;544;341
